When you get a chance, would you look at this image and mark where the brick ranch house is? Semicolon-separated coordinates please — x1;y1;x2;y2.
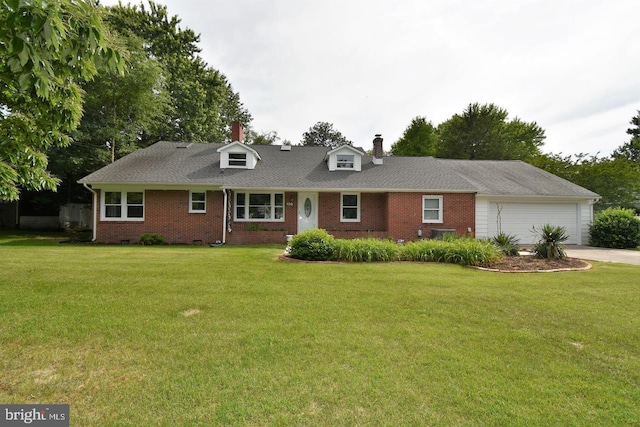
79;124;600;245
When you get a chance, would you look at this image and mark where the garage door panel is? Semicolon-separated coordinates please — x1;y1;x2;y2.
488;203;578;244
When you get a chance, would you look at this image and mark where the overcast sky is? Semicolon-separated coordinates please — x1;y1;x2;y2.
102;0;639;156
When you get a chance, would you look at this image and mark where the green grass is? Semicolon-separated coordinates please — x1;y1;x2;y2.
1;231;639;425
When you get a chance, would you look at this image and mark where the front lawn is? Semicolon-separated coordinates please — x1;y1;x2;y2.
1;231;639;425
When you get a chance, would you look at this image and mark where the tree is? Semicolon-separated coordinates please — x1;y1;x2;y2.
529;153;640;210
47;31;169;203
390;116;438;156
613;110;640;162
246;130;280;145
0;0;123;200
300;122;352;148
105;1;251;144
437;103;545;160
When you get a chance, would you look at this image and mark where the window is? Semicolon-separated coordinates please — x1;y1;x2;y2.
336;154;355;169
102;191;144;221
235;192;284;221
341;193;360;222
189;191;206;213
422;196;443;223
228;153;247;167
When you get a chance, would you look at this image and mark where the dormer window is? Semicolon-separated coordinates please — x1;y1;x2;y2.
325;145;364;172
228;153;247;167
336;154;355;169
217;141;261;169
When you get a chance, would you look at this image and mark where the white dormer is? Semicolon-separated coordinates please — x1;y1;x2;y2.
324;145;364;172
217;141;261;170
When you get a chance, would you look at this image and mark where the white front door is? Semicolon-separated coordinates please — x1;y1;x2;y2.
297;192;318;233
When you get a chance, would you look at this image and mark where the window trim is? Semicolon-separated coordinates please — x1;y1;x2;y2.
340;192;360;222
189;191;206;213
422;195;443;223
336;154;355;170
234;191;285;222
101;190;145;221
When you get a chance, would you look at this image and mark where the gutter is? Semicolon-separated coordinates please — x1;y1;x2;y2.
82;183;97;242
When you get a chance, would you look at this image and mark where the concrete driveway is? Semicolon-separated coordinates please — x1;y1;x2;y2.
565;246;640;265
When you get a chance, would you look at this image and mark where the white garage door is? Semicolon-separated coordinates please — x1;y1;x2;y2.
488;202;579;244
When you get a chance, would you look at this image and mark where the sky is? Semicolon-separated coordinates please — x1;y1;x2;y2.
102;0;639;156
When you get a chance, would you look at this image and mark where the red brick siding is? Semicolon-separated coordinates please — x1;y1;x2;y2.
386;192;475;241
318;192;387;232
94;189;475;244
95;190;223;244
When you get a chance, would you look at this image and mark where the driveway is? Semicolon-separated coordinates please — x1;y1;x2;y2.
565;246;640;265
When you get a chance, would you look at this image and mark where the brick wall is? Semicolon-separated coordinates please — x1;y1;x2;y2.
386;192;475;241
94;189;475;245
96;190;224;244
318;192;387;232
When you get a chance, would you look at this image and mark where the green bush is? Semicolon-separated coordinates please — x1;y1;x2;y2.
333;238;401;262
288;228;335;261
140;233;166;245
589;207;640;249
403;237;502;266
491;232;520;256
288;231;502;266
532;224;568;259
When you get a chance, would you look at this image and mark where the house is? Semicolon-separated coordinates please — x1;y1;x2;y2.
79;123;600;245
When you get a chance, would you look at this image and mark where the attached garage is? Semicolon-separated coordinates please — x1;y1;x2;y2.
487;201;579;244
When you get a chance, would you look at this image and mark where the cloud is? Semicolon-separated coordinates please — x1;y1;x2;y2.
101;0;639;155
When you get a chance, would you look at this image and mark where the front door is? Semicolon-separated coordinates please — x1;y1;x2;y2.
297;192;318;233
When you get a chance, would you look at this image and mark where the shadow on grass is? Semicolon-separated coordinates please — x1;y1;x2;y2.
0;228;92;246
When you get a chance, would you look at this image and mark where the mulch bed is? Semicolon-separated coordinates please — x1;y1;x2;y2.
480;256;591;272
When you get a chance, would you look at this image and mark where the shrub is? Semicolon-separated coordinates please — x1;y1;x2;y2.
140;233;165;245
589;207;640;249
403;237;502;266
288;228;335;261
333;238;401;262
532;224;568;259
491;232;520;256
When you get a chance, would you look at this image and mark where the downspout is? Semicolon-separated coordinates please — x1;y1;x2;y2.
222;188;229;244
82;183;97;242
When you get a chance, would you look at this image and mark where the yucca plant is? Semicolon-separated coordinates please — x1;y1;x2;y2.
532;224;569;259
491;232;520;256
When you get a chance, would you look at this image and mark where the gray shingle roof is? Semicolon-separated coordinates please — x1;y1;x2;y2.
79;141;599;198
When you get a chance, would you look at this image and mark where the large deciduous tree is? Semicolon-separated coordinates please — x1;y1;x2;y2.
300;122;352;148
47;31;169;203
105;1;251;144
390;116;438;157
437;103;545;160
0;0;123;200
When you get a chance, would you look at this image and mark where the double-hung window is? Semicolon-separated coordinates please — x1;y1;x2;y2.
102;191;144;221
341;193;360;222
235;192;284;221
336;154;355;169
189;191;206;213
228;153;247;167
422;196;443;223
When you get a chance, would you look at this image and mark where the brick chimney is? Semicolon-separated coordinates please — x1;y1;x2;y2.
231;121;244;142
373;134;383;165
